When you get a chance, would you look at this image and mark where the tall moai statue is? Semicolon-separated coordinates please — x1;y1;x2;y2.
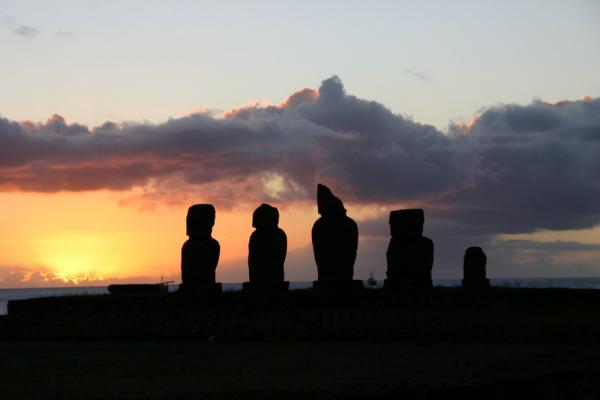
244;203;289;292
462;246;490;290
311;184;361;289
385;209;434;291
180;204;221;292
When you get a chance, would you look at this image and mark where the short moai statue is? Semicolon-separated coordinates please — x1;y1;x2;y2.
385;209;434;292
462;247;490;290
179;204;221;293
244;203;289;292
311;184;362;290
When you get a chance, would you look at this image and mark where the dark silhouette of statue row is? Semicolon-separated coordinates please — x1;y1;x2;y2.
178;184;486;295
384;209;434;291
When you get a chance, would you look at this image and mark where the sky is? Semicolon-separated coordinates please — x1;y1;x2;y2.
1;0;599;287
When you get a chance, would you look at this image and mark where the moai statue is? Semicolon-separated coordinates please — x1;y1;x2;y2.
311;184;361;289
244;203;288;292
385;209;434;291
180;204;221;293
462;246;490;290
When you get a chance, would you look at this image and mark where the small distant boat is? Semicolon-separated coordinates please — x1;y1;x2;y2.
367;271;377;287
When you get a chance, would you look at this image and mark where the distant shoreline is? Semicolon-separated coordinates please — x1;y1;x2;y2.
4;277;600;316
4;276;600;291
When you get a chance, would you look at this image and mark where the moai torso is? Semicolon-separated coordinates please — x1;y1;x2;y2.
386;209;434;289
181;204;220;287
248;204;287;284
181;237;220;286
311;184;358;281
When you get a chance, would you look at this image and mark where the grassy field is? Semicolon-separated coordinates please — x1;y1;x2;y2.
1;341;600;399
2;287;600;398
4;287;600;342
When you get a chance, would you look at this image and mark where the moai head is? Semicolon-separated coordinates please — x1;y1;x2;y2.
186;204;216;238
252;203;279;229
317;184;346;217
389;209;424;238
464;246;487;270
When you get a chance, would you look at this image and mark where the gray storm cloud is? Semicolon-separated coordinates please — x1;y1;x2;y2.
439;97;600;233
1;76;599;235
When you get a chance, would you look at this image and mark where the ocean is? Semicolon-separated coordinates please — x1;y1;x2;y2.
2;278;600;316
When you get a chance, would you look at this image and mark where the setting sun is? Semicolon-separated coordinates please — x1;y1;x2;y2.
34;233;126;282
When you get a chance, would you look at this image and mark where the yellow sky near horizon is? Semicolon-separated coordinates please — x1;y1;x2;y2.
2;188;599;287
1;191;180;282
0;188;398;287
0;190;320;286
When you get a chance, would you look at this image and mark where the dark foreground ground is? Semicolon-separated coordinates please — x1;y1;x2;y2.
1;341;600;399
2;287;600;399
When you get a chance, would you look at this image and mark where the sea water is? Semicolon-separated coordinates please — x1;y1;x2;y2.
2;278;600;315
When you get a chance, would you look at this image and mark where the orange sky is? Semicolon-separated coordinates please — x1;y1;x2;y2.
0;190;285;285
0;189;396;287
2;188;600;287
0;190;304;286
1;191;179;284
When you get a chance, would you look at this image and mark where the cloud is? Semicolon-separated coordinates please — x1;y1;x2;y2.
0;265;176;288
55;30;74;37
1;14;39;38
484;238;600;278
439;96;600;233
13;24;38;38
491;240;600;253
1;76;599;238
1;13;73;39
0;265;104;288
404;68;435;83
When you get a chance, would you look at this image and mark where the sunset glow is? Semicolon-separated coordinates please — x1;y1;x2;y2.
1;1;599;288
0;191;182;285
0;189;327;286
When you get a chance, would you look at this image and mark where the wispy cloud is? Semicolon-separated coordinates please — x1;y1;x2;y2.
0;13;40;38
404;68;435;83
13;24;39;38
0;265;171;288
55;30;75;37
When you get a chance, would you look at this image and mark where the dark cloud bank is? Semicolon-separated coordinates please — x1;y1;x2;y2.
1;76;599;277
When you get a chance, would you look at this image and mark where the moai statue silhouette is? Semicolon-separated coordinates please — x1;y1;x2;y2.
180;204;220;292
245;203;288;291
462;246;490;290
385;209;434;291
311;184;360;289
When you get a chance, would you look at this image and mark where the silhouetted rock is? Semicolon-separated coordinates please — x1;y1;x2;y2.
108;284;169;296
179;204;221;293
312;279;364;291
245;203;288;292
462;247;490;290
242;281;290;293
311;184;360;287
385;209;434;292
